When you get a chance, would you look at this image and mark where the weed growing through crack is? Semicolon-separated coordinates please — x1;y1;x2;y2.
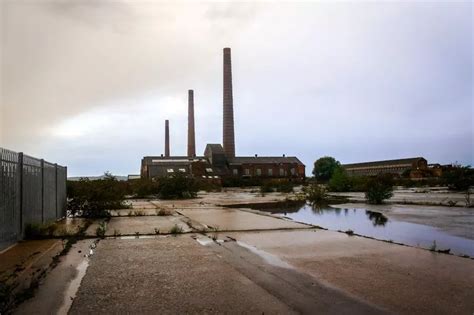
96;221;107;238
170;224;183;235
156;208;171;216
210;226;220;241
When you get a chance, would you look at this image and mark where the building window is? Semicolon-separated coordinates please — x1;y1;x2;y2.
290;168;295;175
233;169;238;175
179;168;186;173
244;168;250;175
206;168;213;173
167;169;174;173
279;168;285;176
256;168;261;176
268;168;273;176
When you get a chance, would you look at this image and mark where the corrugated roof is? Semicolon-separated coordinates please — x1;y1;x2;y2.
343;157;426;169
228;156;304;165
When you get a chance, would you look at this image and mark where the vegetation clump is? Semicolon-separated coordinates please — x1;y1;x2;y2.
303;183;329;205
157;173;198;199
95;221;107;238
170;224;183;235
364;174;394;204
67;172;129;217
260;180;295;195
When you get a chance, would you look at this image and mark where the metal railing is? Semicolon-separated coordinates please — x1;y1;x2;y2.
0;148;67;250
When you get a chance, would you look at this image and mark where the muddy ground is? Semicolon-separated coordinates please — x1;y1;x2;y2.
7;189;474;314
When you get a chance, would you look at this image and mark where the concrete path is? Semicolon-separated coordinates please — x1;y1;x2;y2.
69;236;295;314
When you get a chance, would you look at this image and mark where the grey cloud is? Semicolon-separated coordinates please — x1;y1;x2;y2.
1;1;472;176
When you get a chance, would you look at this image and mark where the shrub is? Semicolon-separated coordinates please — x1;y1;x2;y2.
129;179;160;198
157;173;198;199
303;183;328;205
365;174;394;204
67;172;129;217
442;165;474;191
328;167;351;192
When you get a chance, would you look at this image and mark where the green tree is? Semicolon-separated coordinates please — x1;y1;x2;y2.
328;167;351;192
365;174;394;204
312;156;340;181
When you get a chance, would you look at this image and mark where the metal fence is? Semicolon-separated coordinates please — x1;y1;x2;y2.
0;148;67;251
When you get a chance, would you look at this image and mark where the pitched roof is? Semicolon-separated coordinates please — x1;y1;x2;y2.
228;156;304;165
204;144;225;155
343;157;426;169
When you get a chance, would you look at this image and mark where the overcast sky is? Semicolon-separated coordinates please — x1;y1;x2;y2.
1;0;472;176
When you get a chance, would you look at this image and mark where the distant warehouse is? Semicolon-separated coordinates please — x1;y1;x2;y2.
342;157;430;179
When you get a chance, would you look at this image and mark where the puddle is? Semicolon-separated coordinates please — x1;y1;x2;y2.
196;238;214;246
260;204;474;257
236;241;293;269
118;235;158;240
57;259;89;315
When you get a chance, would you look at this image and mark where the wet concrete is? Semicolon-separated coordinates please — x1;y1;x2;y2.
204;236;386;314
105;216;191;235
179;207;309;231
0;240;61;278
224;229;474;314
14;239;94;315
69;237;294;314
332;203;474;240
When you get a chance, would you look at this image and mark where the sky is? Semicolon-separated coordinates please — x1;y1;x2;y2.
0;0;472;177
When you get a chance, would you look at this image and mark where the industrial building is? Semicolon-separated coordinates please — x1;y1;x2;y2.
141;48;305;181
342;157;429;178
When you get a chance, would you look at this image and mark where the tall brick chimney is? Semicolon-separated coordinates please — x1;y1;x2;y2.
187;90;196;157
165;119;170;157
223;47;235;158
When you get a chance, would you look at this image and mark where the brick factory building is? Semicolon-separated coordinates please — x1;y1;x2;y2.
141;48;305;181
342;157;432;178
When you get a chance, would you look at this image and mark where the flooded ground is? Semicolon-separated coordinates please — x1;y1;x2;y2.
260;204;474;257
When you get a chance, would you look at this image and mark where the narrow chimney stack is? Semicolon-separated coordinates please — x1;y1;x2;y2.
223;47;236;158
187;90;196;157
165;120;170;157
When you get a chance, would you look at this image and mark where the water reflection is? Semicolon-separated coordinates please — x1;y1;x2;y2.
365;210;388;226
256;203;474;257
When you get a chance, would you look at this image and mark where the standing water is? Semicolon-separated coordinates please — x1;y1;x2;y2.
260;204;474;257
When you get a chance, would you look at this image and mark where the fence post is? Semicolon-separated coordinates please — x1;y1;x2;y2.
41;159;45;223
18;152;24;238
55;163;58;219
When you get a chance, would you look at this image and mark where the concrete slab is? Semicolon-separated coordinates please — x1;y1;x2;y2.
69;237;294;314
179;207;309;231
105;216;191;236
224;229;474;314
